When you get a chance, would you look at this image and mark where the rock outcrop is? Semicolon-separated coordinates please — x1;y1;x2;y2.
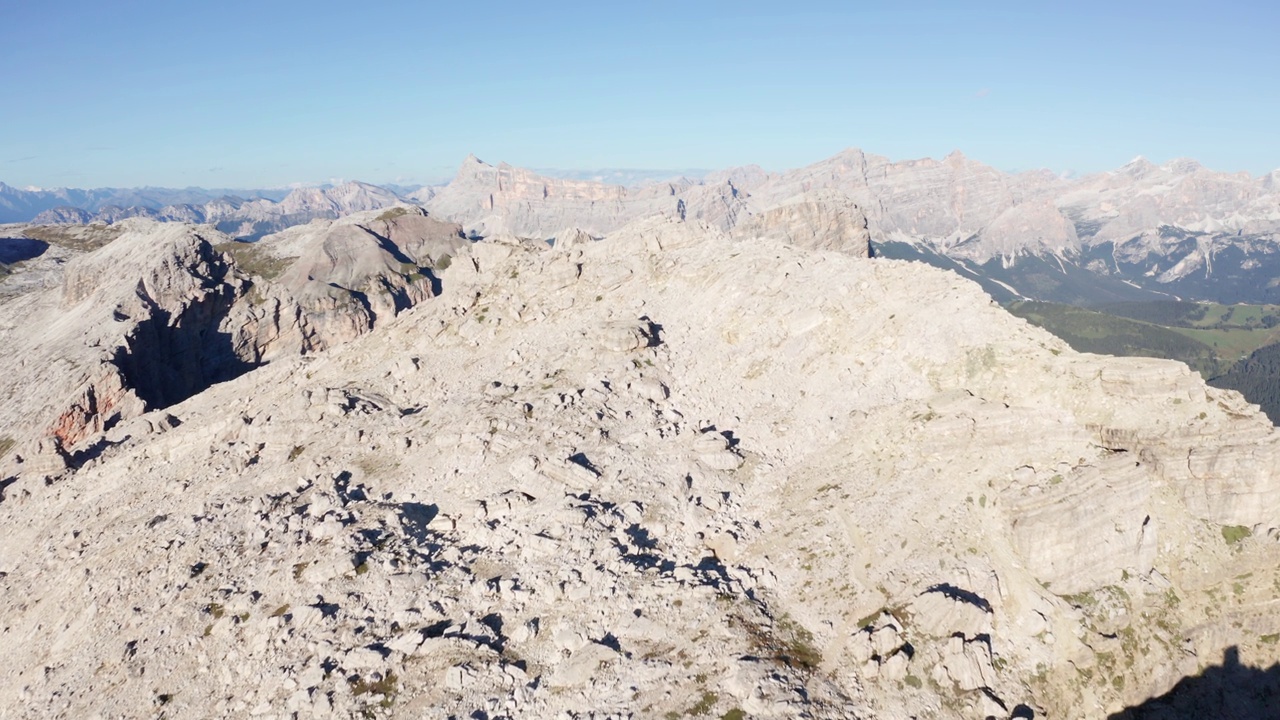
2;214;1279;718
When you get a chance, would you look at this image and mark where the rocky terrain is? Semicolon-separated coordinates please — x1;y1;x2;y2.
2;202;1280;718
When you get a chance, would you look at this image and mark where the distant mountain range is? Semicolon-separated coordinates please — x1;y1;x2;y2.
7;150;1280;304
10;182;404;240
0;183;292;224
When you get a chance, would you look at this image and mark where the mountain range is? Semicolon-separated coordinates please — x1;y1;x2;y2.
0;182;291;224
9;149;1280;306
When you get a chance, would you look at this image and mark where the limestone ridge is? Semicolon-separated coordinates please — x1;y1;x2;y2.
2;213;1280;717
0;208;465;476
426;150;1280;259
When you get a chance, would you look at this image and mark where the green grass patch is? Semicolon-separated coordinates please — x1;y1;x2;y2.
22;224;123;252
375;207;411;222
351;670;397;703
1222;525;1253;545
775;614;822;672
687;692;717;716
215;240;292;280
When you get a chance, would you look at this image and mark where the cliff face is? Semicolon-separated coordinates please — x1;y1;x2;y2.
1;209;1278;718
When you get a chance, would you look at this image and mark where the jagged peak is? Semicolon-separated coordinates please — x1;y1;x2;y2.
461;153;492;170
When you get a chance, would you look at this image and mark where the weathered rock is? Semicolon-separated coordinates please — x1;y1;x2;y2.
0;214;1278;720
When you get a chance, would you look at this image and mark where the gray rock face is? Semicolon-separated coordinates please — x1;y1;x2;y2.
265;210;468;351
2;213;1279;719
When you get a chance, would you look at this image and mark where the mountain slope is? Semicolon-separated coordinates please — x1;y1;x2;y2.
2;215;1279;718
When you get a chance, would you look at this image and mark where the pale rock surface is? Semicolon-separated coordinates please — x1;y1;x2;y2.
1;214;1279;719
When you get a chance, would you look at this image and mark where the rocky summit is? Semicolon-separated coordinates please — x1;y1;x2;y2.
2;202;1280;719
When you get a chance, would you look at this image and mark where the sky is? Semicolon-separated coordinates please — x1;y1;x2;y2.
2;0;1278;188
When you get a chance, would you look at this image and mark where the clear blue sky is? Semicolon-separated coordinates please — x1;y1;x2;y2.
2;0;1278;188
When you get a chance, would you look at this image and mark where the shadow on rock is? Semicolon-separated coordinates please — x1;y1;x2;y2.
1109;647;1280;720
0;238;49;264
